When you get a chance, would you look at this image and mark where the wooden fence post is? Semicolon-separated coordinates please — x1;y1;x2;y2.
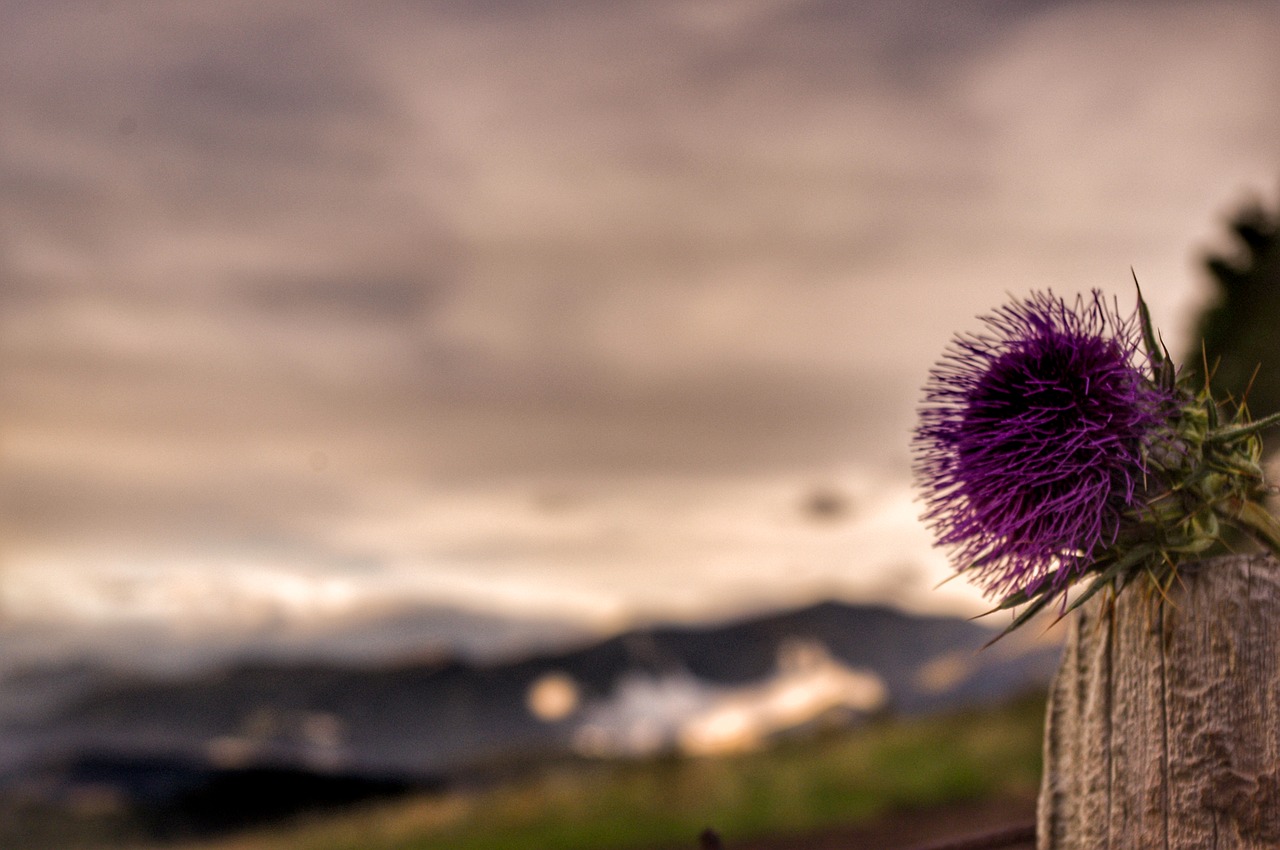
1037;553;1280;848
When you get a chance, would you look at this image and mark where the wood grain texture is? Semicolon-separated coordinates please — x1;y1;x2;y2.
1038;554;1280;849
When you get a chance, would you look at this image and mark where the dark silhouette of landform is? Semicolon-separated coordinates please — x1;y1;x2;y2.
1186;187;1280;454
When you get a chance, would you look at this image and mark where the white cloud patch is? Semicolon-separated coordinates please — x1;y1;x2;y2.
572;639;887;757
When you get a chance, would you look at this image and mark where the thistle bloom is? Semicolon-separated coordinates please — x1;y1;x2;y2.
913;291;1170;600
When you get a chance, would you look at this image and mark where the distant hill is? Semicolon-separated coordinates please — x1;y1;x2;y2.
0;600;1060;825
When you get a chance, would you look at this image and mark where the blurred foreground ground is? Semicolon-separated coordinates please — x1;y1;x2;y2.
1;692;1044;850
710;794;1035;849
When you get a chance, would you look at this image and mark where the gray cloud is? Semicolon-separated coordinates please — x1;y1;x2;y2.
2;0;1279;646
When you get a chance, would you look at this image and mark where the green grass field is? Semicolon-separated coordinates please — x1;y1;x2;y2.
138;693;1043;850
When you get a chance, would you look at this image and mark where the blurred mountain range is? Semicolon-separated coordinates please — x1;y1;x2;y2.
0;601;1060;832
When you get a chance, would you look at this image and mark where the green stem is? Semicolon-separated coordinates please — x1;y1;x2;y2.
1205;410;1280;444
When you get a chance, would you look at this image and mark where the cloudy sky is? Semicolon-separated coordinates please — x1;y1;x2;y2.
2;0;1279;664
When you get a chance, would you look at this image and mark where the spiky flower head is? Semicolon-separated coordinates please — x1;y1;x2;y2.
915;283;1280;637
914;291;1170;600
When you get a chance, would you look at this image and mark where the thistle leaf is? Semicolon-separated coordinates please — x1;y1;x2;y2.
1059;545;1156;620
1132;271;1164;369
1226;498;1280;560
983;591;1058;648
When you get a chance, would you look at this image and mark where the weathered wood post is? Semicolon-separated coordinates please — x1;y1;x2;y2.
1038;553;1280;848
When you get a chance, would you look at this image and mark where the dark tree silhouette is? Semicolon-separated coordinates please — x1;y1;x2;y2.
1186;189;1280;454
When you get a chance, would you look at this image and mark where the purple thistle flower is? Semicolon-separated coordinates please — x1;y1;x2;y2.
913;291;1172;600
